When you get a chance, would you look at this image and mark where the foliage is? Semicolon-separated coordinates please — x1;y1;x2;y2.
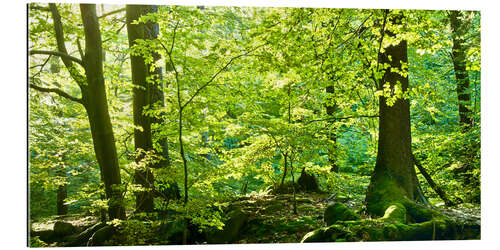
28;3;480;245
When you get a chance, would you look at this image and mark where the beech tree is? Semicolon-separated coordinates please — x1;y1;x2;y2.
29;3;125;219
364;10;426;216
448;10;473;129
126;4;157;213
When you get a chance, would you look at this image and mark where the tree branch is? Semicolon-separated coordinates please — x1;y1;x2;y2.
98;7;126;19
304;115;379;125
29;50;84;66
48;3;87;86
30;83;83;104
182;44;265;109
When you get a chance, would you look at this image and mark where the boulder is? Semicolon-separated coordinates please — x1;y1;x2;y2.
207;208;249;243
53;221;75;237
64;222;106;247
297;168;320;192
324;203;361;226
30;229;54;243
87;225;115;246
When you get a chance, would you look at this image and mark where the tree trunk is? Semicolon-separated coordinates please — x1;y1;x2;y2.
146;6;171;168
365;11;424;217
449;11;473;129
325;84;339;172
281;153;288;185
56;185;68;215
126;4;156;213
80;4;125;219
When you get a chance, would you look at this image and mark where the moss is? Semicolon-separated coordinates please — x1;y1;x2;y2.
301;227;328;243
324;203;361;226
366;176;408;217
298;204;317;213
382;203;406;223
403;200;443;223
301;208;478;243
264;202;284;213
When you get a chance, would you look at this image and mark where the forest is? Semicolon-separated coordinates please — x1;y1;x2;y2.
28;2;481;247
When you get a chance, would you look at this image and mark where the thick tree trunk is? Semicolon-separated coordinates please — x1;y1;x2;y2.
80;4;125;219
325;85;339;173
365;12;424;217
449;11;473;129
126;4;156;213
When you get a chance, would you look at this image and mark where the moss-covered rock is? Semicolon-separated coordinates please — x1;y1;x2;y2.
207;208;249;243
265;201;284;213
324;203;361;226
63;222;106;247
297;168;320;192
298;204;317;213
88;225;115;246
53;221;75;237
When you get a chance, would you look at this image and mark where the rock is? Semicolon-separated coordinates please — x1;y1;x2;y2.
264;201;284;213
335;194;349;202
53;221;75;237
162;219;185;244
298;204;317;213
87;225;115;246
297;168;319;192
268;182;301;195
296;197;314;203
64;222;106;247
30;229;54;243
324;203;361;226
207;208;249;243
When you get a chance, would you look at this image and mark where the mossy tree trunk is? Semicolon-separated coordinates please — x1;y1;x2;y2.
365;10;425;218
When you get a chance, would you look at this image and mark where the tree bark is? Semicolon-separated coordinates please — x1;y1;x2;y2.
365;11;425;217
145;7;171;168
325;84;339;172
448;11;473;129
126;4;156;213
56;184;68;215
79;4;125;219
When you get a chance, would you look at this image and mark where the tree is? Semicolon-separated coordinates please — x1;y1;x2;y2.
448;10;473;129
364;10;426;217
126;4;158;213
30;3;125;219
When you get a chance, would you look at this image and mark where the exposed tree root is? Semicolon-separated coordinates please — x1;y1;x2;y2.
302;200;480;243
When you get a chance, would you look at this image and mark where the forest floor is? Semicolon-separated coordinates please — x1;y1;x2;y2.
30;189;481;246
